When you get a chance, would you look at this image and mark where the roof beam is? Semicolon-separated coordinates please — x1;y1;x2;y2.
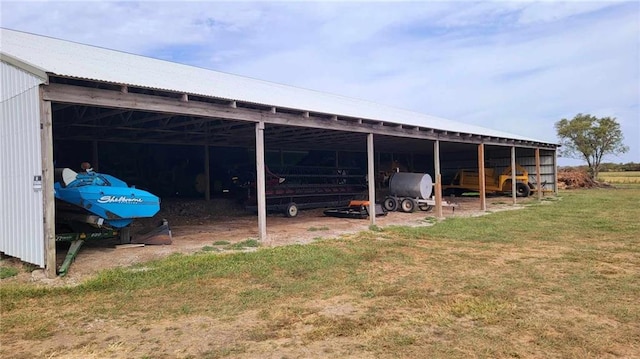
42;83;556;149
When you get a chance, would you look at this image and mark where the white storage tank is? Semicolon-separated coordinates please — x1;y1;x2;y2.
388;172;433;200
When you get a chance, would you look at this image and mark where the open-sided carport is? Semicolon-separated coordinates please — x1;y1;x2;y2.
1;29;558;277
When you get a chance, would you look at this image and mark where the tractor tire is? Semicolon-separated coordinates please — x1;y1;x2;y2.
515;182;530;197
400;198;417;213
418;204;433;212
285;202;298;217
383;196;398;212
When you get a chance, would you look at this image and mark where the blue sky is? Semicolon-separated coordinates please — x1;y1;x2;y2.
2;1;638;165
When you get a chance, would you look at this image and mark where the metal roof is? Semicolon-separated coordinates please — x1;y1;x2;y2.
1;28;553;145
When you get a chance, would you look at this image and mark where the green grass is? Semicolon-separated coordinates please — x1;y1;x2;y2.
225;239;260;250
1;188;639;358
308;226;330;232
0;266;19;279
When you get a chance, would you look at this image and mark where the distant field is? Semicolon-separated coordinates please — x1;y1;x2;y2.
599;171;640;184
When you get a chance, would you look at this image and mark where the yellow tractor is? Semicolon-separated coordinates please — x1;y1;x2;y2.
443;164;535;197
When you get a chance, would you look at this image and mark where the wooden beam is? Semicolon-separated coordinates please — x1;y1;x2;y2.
63;108;128;126
42;83;555;148
122;113;174;127
92;140;99;172
39;90;56;278
434;140;443;218
367;133;376;226
535;148;542;200
204;145;210;201
511;146;517;205
255;122;267;242
478;143;486;211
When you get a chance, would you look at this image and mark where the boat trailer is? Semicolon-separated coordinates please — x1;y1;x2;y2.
54;166;171;276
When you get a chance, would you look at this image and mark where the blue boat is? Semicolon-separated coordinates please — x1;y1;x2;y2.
54;168;160;228
54;167;170;276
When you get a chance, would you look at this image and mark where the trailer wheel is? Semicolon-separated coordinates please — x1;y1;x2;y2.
383;196;398;212
515;182;530;197
285;202;298;217
419;204;433;212
400;198;417;213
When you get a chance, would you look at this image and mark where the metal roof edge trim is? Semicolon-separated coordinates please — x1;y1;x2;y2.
0;53;48;82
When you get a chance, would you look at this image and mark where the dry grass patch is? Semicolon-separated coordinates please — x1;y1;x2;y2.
1;188;639;358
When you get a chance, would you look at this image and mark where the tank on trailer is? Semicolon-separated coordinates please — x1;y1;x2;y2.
383;172;456;213
388;172;433;199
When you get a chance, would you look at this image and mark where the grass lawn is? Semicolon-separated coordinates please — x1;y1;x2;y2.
1;187;639;358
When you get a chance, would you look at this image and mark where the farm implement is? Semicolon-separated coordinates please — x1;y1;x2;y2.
443;164;535;197
54;167;171;276
244;165;367;217
323;200;388;219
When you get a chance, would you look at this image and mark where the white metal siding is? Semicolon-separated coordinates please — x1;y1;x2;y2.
486;150;557;192
0;61;45;267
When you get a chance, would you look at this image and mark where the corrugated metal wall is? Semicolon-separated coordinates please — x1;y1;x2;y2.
485;147;557;192
0;61;46;267
440;145;557;192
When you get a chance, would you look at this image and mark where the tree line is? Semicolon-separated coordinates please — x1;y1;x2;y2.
560;162;640;172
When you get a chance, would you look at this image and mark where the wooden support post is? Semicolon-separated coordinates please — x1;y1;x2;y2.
410;153;414;172
511;146;517;205
255;122;267;242
535;148;542;200
367;133;376;226
91;140;99;172
553;149;559;195
40;91;56;278
478;143;487;211
434;140;443;218
204;145;210;201
376;151;380;190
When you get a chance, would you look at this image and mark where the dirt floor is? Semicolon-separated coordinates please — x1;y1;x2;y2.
5;195;537;286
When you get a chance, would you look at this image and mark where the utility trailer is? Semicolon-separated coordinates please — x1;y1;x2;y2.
244;165;367;217
382;172;457;213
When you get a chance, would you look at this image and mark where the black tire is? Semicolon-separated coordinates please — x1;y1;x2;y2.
383;196;398;212
515;182;530;197
418;204;433;212
400;198;417;213
285;202;298;217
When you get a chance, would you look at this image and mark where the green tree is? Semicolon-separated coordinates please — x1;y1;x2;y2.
555;114;628;179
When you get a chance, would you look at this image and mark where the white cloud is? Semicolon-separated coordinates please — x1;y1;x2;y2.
1;0;638;164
